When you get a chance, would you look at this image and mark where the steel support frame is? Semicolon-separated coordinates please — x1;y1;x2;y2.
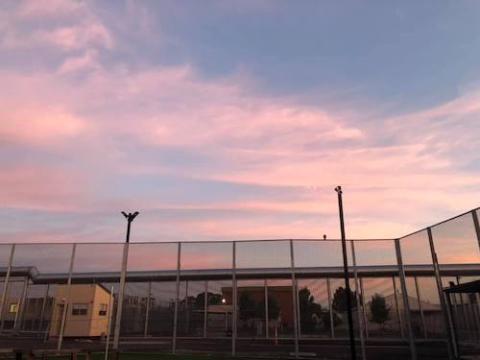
185;280;190;335
413;276;428;339
38;283;50;332
232;242;237;356
113;242;129;351
359;278;368;339
144;280;151;337
472;210;480;253
326;277;334;338
289;240;300;358
172;242;181;354
57;243;76;351
264;279;269;339
395;239;417;360
392;276;405;338
427;227;457;359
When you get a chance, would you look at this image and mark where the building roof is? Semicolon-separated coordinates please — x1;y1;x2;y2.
384;293;441;312
444;279;480;294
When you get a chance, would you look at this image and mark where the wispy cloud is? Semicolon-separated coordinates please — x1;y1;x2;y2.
0;0;479;244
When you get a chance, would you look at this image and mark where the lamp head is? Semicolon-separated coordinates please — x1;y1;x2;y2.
121;211;140;221
334;186;342;194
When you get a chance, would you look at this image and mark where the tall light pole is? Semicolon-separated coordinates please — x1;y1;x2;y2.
113;211;139;352
335;186;356;360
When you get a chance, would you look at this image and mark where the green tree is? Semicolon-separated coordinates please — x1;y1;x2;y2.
256;295;280;320
239;292;257;321
369;293;390;327
332;286;357;312
194;292;222;307
298;287;322;333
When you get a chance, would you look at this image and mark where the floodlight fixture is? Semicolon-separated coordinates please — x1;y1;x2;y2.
121;211;139;243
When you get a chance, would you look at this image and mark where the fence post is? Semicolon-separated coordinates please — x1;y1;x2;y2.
113;242;129;351
392;276;405;338
0;244;15;331
38;284;49;332
359;278;368;338
144;280;151;337
232;241;237;356
472;210;480;252
185;280;190;334
172;242;181;354
264;279;269;339
394;239;417;360
350;240;366;360
57;243;76;351
289;240;300;358
413;276;427;339
327;277;334;338
427;227;457;359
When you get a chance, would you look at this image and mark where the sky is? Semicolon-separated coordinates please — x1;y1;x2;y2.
1;0;480;244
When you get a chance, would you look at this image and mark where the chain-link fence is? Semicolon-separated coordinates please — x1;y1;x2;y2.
0;207;479;359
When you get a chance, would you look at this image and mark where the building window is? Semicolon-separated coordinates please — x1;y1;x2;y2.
72;304;88;316
99;304;108;316
9;303;18;313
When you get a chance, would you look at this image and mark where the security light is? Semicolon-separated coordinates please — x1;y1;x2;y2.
121;211;140;222
121;211;139;243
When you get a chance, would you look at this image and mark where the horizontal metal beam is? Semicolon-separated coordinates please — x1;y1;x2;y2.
2;264;479;284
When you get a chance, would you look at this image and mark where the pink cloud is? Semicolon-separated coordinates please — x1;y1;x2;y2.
0;1;479;244
17;0;86;19
2;0;113;52
0;166;91;212
1;61;479;239
42;23;113;51
58;50;100;74
0;105;87;146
